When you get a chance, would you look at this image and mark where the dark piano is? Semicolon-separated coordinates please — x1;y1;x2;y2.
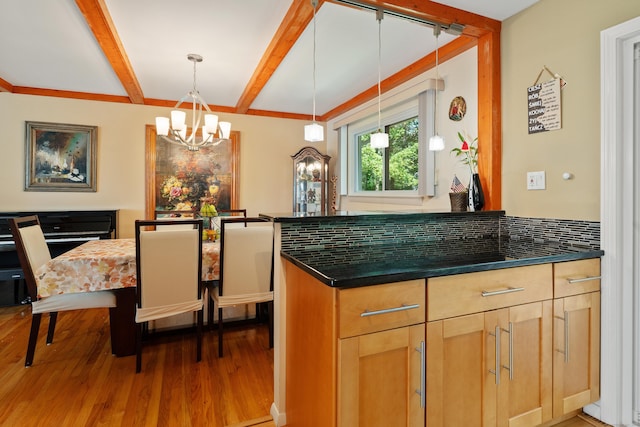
0;210;118;306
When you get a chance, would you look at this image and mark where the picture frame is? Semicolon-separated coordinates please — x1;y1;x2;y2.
25;121;97;192
144;125;240;219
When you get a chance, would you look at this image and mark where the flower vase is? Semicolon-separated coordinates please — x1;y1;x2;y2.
468;173;485;211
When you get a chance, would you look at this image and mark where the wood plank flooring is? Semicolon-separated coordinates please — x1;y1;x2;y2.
0;304;274;427
0;303;610;427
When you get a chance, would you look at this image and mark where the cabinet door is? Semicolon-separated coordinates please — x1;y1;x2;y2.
497;301;553;427
339;324;425;427
553;292;600;418
427;312;490;427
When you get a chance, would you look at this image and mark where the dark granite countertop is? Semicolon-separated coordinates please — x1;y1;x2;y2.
260;209;505;222
280;238;604;288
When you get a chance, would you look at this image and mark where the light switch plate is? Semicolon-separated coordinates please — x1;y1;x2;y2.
527;171;546;190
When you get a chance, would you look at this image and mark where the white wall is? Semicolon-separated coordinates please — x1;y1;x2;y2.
0;93;322;237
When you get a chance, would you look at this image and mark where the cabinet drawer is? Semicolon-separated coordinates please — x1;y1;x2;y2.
338;279;425;338
553;259;601;298
427;264;553;321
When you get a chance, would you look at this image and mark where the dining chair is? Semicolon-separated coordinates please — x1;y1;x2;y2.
154;210;198;231
208;217;274;357
134;218;204;372
9;215;116;367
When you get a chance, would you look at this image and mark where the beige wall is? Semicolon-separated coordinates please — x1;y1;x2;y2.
501;0;640;220
0;93;320;238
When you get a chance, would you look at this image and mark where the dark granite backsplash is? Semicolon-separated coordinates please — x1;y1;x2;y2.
504;216;600;249
280;211;600;252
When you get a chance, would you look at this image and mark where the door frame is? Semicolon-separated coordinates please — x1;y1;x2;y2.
599;15;640;426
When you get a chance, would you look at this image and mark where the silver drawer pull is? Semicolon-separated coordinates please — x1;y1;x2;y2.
360;303;420;317
481;287;525;297
566;275;601;284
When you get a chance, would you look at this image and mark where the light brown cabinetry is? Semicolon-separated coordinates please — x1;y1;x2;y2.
552;259;601;419
284;260;425;427
426;264;554;427
284;257;601;427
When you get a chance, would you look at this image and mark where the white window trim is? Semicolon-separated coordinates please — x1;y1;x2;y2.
344;91;436;200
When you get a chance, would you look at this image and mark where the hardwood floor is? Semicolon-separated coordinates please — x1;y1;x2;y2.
0;304;274;427
0;303;609;427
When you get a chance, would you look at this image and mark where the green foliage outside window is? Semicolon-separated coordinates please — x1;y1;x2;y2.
358;117;419;191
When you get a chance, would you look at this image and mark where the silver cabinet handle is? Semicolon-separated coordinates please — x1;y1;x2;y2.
360;303;420;317
488;325;501;385
564;311;570;363
567;275;601;284
502;322;513;380
481;287;525;297
555;311;570;363
415;341;425;408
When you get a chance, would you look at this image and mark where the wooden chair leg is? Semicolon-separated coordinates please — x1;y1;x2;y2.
208;295;214;332
135;322;143;373
218;307;224;358
46;312;58;344
25;313;42;367
196;310;203;362
268;301;274;349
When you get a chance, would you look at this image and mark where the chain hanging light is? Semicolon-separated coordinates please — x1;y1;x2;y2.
155;54;231;151
428;25;445;151
304;0;324;142
370;9;389;149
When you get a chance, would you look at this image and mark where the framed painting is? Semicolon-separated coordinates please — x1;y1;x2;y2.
24;121;97;192
145;125;240;219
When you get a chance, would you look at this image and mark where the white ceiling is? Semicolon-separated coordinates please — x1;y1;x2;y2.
0;0;538;120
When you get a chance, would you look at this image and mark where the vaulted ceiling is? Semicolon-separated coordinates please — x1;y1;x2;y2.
0;0;537;122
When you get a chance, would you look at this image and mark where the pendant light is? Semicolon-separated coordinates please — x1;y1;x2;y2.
428;25;445;151
155;54;231;152
304;0;324;142
370;9;389;149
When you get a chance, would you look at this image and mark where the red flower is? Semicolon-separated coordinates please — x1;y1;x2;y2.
461;141;469;151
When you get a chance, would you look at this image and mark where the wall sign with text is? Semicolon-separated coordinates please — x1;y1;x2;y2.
527;78;561;134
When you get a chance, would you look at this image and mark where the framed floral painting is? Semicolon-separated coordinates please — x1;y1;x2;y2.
24;121;97;192
144;125;239;219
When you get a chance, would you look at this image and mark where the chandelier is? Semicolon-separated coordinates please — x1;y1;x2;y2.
155;54;231;151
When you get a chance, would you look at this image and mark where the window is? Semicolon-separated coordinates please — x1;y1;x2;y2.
356;117;419;192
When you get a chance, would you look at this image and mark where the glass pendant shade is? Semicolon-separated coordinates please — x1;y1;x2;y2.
305;122;324;142
429;134;445;151
371;131;389;149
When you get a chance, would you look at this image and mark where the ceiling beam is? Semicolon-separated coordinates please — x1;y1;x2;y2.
75;0;144;104
0;76;13;92
235;0;324;114
321;35;477;121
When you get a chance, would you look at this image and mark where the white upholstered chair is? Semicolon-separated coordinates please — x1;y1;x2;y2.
154;210;198;231
134;219;204;372
208;217;274;357
9;215;116;367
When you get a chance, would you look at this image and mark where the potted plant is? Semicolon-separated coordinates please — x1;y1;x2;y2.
451;131;484;211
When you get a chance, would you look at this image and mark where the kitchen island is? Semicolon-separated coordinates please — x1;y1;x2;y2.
263;210;602;427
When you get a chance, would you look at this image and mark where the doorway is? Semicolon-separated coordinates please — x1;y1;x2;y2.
600;15;640;426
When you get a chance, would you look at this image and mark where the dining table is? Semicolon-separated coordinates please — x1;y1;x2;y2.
34;238;220;357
